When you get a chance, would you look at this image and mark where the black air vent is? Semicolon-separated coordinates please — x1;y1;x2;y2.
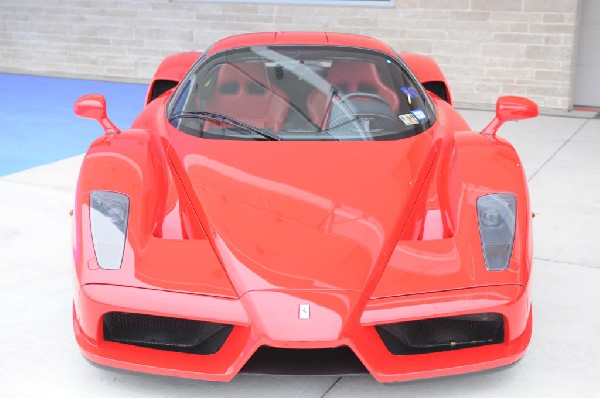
376;313;504;355
423;81;449;103
150;80;178;102
103;312;233;355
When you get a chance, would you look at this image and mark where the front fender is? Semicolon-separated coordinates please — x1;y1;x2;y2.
72;129;237;298
372;129;532;298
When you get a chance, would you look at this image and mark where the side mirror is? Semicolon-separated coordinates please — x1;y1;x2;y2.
481;96;538;137
74;94;120;135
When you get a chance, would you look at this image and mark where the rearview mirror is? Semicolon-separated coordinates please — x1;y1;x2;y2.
74;94;120;135
481;96;538;137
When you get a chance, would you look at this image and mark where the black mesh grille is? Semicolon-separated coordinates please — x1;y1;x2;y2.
376;313;504;355
103;312;233;355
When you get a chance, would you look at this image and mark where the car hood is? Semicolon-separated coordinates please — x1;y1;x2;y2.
168;132;436;296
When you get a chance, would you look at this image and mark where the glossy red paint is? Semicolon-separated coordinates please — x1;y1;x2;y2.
166;130;435;295
74;94;120;135
73;32;535;383
482;96;539;137
497;96;539;122
206;32;395;58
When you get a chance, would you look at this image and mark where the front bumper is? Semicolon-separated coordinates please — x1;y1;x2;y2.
73;283;531;382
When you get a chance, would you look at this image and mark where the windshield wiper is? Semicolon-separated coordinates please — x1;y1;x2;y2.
168;111;282;141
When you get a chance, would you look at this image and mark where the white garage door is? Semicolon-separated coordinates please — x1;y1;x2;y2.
573;0;600;108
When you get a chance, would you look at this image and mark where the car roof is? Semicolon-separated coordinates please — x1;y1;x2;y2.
206;32;396;57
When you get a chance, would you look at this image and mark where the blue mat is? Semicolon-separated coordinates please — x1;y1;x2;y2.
0;74;148;176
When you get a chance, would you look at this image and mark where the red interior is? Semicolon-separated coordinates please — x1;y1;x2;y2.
307;60;400;127
205;62;289;131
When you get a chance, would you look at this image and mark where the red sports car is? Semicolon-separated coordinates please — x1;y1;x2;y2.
72;32;537;382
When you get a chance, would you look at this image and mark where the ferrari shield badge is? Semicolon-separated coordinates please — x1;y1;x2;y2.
299;304;310;319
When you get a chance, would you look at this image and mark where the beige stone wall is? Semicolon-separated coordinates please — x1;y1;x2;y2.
0;0;579;110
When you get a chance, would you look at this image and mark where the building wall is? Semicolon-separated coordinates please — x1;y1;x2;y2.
0;0;579;110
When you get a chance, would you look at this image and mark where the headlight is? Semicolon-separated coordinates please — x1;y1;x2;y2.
90;191;130;270
477;193;516;271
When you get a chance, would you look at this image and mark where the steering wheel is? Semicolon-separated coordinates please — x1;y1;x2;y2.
340;92;388;105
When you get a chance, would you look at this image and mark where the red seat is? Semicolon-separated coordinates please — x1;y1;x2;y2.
307;60;400;127
204;62;289;131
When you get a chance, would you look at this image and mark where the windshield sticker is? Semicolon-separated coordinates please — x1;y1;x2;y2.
399;113;419;125
401;87;419;98
411;109;428;121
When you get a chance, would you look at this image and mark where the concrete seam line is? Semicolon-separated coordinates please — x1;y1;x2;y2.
527;119;591;182
534;256;600;270
320;377;342;398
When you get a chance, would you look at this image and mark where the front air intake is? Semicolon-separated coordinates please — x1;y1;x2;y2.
103;312;233;355
241;346;368;375
376;313;504;355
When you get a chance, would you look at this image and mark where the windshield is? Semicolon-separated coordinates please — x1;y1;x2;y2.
168;45;435;141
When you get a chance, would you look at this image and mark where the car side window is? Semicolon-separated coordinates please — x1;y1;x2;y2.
170;79;192;119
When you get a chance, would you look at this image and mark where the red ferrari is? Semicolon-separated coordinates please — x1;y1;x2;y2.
72;32;537;382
